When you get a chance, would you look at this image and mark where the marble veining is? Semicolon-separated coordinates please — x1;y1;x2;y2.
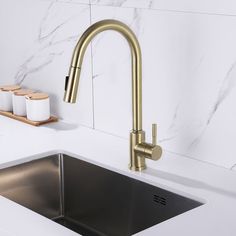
90;0;236;16
1;0;236;169
231;164;236;171
15;2;87;84
90;0;155;9
90;5;236;168
40;0;90;4
91;0;129;7
189;59;236;148
0;0;93;127
159;104;180;143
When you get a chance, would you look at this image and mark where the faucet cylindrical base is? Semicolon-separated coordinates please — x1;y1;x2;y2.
129;130;146;171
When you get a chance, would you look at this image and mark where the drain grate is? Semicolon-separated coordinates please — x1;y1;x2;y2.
153;194;166;206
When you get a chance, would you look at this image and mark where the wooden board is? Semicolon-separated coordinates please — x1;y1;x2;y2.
0;111;58;126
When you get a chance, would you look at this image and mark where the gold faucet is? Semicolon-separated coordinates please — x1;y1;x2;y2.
64;19;162;171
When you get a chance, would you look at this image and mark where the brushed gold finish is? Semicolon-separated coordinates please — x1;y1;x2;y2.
129;131;146;171
134;143;162;161
64;19;142;131
152;123;157;145
64;19;162;171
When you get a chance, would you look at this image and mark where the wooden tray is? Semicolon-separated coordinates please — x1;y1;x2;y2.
0;110;58;126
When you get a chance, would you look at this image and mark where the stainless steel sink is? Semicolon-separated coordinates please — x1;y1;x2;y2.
0;154;202;236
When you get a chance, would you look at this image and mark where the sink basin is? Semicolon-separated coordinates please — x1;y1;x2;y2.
0;154;202;235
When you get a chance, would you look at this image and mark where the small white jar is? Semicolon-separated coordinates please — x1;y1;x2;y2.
26;93;50;122
12;89;34;116
0;85;21;111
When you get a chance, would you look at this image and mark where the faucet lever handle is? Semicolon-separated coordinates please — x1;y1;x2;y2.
133;123;162;161
152;123;157;145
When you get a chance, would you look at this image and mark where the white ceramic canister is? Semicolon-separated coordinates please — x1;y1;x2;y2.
26;93;50;122
0;85;21;111
12;89;35;116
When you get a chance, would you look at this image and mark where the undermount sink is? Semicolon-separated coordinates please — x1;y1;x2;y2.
0;154;203;236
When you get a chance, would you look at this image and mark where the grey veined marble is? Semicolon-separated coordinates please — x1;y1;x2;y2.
90;0;155;9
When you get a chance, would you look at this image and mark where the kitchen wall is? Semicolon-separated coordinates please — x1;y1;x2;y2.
1;0;236;170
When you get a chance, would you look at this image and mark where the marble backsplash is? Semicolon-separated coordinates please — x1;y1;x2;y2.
1;0;236;170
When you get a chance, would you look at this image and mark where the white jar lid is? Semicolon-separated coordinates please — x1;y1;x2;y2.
26;93;49;100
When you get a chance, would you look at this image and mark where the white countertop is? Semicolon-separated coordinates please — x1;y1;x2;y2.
0;115;236;236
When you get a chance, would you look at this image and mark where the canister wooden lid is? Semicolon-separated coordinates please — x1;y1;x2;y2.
0;85;21;91
13;89;35;96
0;85;11;89
26;93;49;100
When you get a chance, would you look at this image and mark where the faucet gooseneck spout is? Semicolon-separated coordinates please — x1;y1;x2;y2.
64;19;162;171
64;19;142;131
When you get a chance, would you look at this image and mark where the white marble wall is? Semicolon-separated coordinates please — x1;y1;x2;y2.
1;0;236;170
0;0;94;126
91;0;236;15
